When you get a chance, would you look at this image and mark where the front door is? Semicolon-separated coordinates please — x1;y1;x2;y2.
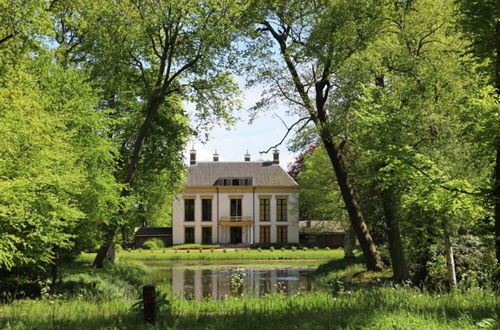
230;226;242;244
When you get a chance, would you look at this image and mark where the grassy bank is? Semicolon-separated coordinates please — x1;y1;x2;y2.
1;256;497;329
79;248;344;262
1;286;496;329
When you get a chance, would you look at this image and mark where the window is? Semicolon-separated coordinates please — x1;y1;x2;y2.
277;226;287;243
216;178;253;186
202;199;212;221
259;198;270;221
276;198;287;221
185;227;195;244
230;198;242;217
184;199;195;222
202;227;212;244
260;226;270;244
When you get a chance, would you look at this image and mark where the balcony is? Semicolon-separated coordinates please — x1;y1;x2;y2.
220;216;253;226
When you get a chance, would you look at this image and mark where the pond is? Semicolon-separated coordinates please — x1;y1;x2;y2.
144;261;320;300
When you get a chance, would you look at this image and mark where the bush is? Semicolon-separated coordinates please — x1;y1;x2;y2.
257;247;262;252
281;247;285;252
314;246;318;251
303;247;308;251
292;246;297;252
325;247;330;250
270;246;275;252
223;248;227;253
426;235;495;290
142;238;164;250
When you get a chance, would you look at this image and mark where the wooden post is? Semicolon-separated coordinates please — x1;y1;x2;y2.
143;284;156;324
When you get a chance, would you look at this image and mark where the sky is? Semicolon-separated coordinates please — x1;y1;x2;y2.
184;82;302;170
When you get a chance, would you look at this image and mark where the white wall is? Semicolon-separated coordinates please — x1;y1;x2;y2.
172;190;299;244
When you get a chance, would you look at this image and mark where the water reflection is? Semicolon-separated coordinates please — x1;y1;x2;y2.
169;265;315;300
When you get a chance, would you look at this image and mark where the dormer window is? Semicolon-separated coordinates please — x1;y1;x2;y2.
215;177;253;186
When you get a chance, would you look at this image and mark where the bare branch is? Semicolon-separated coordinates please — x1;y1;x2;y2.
259;116;312;154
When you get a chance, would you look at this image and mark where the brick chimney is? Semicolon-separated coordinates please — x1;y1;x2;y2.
190;148;196;165
273;149;279;165
213;150;219;162
244;150;250;162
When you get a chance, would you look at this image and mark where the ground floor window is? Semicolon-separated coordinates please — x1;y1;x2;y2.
202;227;212;244
185;227;195;244
260;226;270;244
277;226;287;243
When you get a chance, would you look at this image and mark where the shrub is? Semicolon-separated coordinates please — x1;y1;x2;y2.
292;246;297;252
199;248;202;253
325;247;330;251
223;248;227;253
281;247;285;252
142;238;164;250
186;250;190;253
314;246;318;251
257;247;262;252
270;246;275;252
303;247;308;251
210;248;215;253
425;235;495;290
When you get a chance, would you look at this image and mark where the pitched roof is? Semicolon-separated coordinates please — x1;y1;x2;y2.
185;162;298;187
134;227;172;236
299;221;346;234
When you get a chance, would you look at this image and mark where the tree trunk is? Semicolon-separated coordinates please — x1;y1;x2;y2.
380;186;409;283
444;226;457;289
343;226;356;259
495;145;500;268
493;20;500;282
92;95;164;268
323;137;385;271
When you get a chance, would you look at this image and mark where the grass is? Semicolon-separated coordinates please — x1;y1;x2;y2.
80;248;344;262
1;254;497;329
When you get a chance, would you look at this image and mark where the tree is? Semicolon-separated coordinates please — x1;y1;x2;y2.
244;0;385;270
456;0;500;269
48;0;242;267
0;52;119;295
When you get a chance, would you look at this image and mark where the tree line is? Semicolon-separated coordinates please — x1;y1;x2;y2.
0;0;498;296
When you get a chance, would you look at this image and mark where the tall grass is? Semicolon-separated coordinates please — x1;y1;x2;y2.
1;287;496;329
1;255;497;329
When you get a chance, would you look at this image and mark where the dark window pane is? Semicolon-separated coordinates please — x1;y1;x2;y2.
277;198;287;221
202;199;212;221
202;227;212;244
184;199;195;221
185;227;195;244
259;198;270;221
230;199;242;217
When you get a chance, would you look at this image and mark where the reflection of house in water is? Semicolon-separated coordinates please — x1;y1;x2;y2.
171;266;313;300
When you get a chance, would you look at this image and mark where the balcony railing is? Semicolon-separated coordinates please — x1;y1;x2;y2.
220;216;253;222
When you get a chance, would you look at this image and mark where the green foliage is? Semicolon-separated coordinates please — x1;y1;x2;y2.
142;239;164;250
426;235;495;290
0;52;119;296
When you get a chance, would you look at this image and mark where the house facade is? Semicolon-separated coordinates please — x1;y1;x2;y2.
172;149;299;245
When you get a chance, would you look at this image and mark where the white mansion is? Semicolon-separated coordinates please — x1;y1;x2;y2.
172;149;299;245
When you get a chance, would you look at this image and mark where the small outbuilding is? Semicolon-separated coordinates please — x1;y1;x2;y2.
134;227;172;248
299;220;345;248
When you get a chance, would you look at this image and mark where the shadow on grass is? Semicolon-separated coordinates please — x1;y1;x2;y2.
310;256;365;278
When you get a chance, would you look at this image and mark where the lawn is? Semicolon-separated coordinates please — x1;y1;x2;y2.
0;255;497;329
79;247;344;262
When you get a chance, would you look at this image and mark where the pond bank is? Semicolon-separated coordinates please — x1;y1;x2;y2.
80;248;344;261
0;254;497;329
